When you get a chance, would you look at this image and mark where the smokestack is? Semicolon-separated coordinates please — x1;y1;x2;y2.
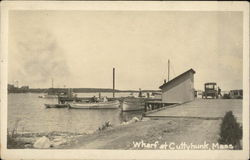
164;79;167;84
113;68;115;98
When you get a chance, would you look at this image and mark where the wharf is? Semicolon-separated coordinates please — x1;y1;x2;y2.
144;100;177;113
145;99;242;123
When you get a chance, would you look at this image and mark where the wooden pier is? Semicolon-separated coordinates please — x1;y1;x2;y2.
144;101;177;113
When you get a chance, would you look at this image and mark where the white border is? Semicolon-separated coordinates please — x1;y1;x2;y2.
1;1;249;160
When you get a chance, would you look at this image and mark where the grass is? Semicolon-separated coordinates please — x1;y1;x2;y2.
7;119;27;148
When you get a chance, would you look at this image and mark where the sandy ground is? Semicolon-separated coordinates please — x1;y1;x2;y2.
61;118;221;149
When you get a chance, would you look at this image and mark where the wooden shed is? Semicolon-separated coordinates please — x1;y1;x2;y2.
159;69;196;104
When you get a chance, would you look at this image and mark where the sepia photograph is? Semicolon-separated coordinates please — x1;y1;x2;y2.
1;1;249;160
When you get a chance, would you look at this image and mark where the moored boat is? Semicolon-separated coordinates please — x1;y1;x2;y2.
121;98;145;111
68;100;120;109
44;103;69;108
39;94;58;99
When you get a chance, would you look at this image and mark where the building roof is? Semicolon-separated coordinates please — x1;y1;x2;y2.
159;68;196;89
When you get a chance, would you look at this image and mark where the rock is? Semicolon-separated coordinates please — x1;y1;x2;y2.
122;117;140;125
53;137;64;142
52;140;67;147
121;122;129;125
33;136;51;149
24;144;32;148
131;117;140;122
51;137;68;147
141;117;151;121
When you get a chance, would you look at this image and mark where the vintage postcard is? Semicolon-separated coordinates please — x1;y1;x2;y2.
0;1;249;160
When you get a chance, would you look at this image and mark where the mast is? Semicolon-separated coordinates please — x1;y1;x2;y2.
16;80;19;88
168;59;170;82
52;78;54;88
113;68;115;98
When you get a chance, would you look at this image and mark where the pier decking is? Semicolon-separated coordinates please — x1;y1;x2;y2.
144;101;177;113
145;99;242;122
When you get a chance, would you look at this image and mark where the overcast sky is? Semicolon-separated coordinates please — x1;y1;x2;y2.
8;11;243;91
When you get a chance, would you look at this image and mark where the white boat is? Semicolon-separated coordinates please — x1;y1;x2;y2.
39;94;58;99
121;98;145;111
68;100;120;109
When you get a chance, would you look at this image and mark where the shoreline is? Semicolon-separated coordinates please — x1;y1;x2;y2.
8;116;241;150
7;117;141;149
59;117;222;150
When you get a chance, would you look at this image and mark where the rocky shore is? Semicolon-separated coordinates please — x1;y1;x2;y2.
7;117;141;149
7;131;85;149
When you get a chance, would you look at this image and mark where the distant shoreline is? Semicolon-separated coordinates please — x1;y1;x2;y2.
8;87;161;94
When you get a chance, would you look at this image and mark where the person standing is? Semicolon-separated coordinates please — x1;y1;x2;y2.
218;87;222;97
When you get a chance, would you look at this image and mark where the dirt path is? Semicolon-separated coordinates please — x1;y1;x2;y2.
61;118;221;149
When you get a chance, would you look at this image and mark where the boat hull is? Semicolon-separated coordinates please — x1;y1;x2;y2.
39;95;58;99
121;98;145;111
45;104;69;108
69;100;120;109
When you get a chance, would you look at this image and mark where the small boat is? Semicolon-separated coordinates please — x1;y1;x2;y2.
39;79;65;99
39;94;58;99
121;98;145;112
44;104;69;108
68;100;120;109
38;87;60;99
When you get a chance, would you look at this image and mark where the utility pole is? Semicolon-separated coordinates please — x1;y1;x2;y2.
113;68;115;98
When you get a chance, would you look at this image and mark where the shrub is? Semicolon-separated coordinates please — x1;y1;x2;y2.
218;111;242;149
98;121;112;131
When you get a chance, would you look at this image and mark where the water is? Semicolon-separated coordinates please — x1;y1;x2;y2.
7;93;142;134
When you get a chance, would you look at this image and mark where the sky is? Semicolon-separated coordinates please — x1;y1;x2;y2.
8;11;243;91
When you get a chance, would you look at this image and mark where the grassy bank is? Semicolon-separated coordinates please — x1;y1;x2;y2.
9;117;240;150
60;118;221;149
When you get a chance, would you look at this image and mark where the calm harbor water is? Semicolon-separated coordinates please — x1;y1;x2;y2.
8;93;142;134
